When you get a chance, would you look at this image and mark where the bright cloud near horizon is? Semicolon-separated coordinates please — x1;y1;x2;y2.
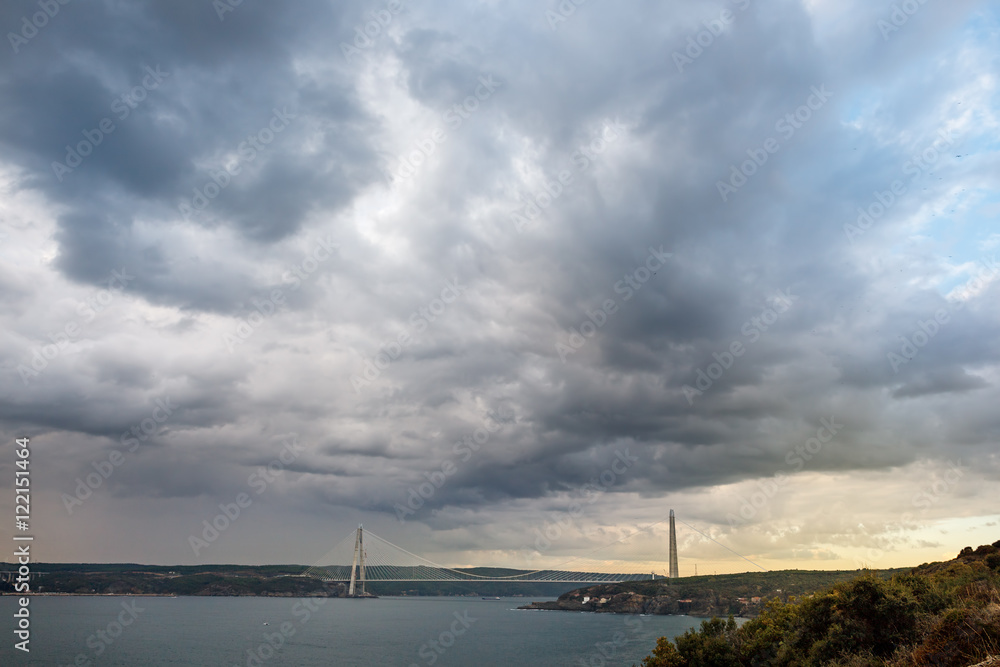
1;0;998;575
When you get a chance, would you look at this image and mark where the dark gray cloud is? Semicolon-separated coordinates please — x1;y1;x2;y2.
0;0;997;570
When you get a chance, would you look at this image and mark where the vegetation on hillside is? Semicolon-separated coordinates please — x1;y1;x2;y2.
636;541;1000;667
524;569;906;617
0;563;574;597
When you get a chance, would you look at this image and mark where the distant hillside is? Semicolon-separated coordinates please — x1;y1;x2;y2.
519;568;904;617
0;563;576;598
636;540;1000;667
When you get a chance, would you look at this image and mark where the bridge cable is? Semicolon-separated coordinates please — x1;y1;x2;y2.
675;518;768;572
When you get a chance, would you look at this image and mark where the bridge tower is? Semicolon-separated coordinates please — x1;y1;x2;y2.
348;524;367;596
669;509;679;578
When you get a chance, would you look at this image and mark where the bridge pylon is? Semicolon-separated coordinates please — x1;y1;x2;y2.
347;524;369;596
669;509;679;578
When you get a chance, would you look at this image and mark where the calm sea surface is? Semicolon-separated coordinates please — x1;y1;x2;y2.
0;595;718;666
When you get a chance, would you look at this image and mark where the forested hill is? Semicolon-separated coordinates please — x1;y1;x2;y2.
519;568;906;617
636;540;1000;667
0;563;578;598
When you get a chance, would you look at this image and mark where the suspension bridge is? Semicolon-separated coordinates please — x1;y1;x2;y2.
310;513;765;596
315;525;669;596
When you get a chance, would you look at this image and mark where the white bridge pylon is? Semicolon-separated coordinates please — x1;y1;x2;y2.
347;523;366;595
319;525;659;584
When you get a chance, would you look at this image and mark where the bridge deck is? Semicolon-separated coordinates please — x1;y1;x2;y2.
323;578;649;584
321;576;654;583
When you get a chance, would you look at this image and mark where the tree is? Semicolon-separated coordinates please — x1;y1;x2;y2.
673;617;739;667
639;636;685;667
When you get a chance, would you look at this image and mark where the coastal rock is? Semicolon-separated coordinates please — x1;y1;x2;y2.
517;583;748;618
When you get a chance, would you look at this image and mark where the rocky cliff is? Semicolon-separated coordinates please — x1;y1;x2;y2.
518;583;752;617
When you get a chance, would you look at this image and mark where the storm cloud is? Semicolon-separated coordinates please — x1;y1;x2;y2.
0;0;997;572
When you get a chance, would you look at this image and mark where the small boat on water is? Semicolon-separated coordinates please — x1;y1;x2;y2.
481;597;502;600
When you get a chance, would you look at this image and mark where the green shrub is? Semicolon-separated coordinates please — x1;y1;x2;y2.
910;604;1000;666
639;636;685;667
637;542;1000;667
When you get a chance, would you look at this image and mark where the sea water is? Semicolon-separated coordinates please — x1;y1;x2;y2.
0;595;717;666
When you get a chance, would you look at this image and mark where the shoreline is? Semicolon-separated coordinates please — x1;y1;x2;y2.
516;606;748;620
1;592;179;597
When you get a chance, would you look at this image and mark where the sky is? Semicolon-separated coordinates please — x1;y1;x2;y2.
0;0;998;575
